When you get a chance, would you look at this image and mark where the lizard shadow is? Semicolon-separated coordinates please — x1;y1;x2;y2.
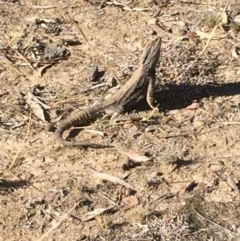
0;179;30;193
135;81;240;112
66;81;240;141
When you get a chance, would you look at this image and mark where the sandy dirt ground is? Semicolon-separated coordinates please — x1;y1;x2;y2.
1;0;240;240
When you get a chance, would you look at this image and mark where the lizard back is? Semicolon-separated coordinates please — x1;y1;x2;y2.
55;36;162;147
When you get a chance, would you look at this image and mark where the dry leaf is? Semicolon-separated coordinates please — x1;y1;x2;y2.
196;30;226;39
232;47;240;59
124;151;151;162
147;18;157;25
27;100;45;121
37;63;54;77
122;196;139;206
25;92;51;122
234;15;240;24
27;92;50;110
25;16;57;23
186;102;200;110
174;21;185;27
131;7;151;12
85;129;105;137
221;11;228;24
26;93;46;121
132;224;149;239
31;5;56;9
82;207;113;222
25;15;39;22
90;168;135;190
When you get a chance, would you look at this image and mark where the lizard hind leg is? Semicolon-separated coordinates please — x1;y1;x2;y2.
104;105;124;122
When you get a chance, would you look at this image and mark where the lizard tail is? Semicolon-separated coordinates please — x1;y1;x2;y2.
55;105;112;148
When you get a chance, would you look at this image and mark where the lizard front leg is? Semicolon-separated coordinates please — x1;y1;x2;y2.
104;105;124;121
146;75;158;110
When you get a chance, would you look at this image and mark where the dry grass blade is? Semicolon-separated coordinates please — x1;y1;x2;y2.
37;200;82;241
227;174;240;199
198;24;219;57
31;5;56;9
8;114;32;170
192;208;237;236
82;206;115;222
198;6;228;57
1;55;25;76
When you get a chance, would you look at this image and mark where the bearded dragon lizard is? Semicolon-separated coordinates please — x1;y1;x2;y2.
55;36;162;147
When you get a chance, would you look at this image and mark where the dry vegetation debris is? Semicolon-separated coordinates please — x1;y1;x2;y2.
1;0;240;240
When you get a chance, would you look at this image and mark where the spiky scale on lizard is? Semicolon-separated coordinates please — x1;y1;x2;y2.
55;36;162;148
